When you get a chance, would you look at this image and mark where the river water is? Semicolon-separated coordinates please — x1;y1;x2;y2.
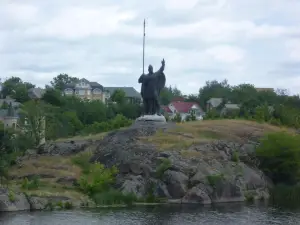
1;203;300;225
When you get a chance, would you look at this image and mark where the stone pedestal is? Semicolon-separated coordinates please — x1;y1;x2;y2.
135;114;167;123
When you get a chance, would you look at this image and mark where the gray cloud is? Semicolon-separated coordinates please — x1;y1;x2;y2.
1;0;300;95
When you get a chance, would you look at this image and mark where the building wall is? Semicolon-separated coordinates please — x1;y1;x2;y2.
2;117;18;129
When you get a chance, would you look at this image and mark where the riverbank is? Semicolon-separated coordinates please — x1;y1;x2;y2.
1;119;294;212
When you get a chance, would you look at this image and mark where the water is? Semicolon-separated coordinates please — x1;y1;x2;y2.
1;203;300;225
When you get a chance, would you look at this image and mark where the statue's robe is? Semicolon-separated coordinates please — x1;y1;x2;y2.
138;70;166;101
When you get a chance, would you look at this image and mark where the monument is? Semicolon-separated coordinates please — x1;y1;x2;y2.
136;19;167;123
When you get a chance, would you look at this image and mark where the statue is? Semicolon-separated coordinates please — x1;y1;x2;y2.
138;59;166;115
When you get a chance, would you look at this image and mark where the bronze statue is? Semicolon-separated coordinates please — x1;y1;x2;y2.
138;59;166;115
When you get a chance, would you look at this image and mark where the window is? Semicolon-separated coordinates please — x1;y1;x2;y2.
93;88;102;94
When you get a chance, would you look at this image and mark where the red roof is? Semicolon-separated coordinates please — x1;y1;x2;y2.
161;105;172;113
170;101;200;113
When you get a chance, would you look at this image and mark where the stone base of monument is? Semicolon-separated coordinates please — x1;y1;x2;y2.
135;114;167;123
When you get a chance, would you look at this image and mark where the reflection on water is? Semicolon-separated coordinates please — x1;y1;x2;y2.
1;203;300;225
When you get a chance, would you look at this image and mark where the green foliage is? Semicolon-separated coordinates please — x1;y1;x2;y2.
82;114;132;134
172;113;182;122
1;76;35;103
270;184;300;208
21;176;40;190
256;132;300;185
110;89;126;104
206;173;224;187
231;151;240;163
92;189;137;206
78;163;118;195
8;189;15;202
156;158;172;178
71;152;92;174
50;73;79;91
159;86;183;105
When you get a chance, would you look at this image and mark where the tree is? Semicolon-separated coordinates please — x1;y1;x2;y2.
110;89;126;105
19;100;47;146
1;77;35;103
50;73;79;91
198;80;231;109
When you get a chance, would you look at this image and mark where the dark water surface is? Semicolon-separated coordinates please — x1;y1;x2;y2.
1;203;300;225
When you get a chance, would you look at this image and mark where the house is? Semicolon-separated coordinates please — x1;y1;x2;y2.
206;98;223;111
28;87;46;99
220;103;240;116
104;87;142;104
255;87;274;92
0;96;21;108
63;78;110;102
162;100;204;121
0;102;19;129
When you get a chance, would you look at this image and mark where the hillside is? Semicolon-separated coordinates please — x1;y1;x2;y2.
5;119;293;210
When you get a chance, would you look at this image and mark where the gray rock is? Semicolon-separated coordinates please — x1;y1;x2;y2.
0;188;30;212
163;170;188;198
120;175;146;198
210;179;244;203
182;184;212;204
28;196;49;210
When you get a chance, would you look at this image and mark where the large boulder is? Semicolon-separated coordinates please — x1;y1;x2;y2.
0;188;30;212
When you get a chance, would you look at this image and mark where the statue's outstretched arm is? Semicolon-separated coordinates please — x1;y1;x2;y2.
156;58;165;73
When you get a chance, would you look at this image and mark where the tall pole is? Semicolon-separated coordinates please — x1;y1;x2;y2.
143;19;145;74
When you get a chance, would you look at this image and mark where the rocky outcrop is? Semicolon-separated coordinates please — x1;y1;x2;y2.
90;121;271;205
0;188;30;212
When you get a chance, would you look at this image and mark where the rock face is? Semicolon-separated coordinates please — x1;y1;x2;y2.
0;188;30;212
90;122;271;204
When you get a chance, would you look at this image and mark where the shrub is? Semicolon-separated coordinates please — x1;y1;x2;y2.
21;176;40;190
71;152;92;174
92;189;137;206
156;158;172;178
78;163;118;195
207;173;224;187
256;132;300;185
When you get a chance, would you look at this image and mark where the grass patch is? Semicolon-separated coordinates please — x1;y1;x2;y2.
71;151;93;174
142;119;294;151
270;184;300;208
180;150;202;158
206;173;225;187
156;158;172;178
55;132;107;142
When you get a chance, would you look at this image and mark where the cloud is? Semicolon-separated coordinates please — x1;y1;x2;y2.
0;0;300;95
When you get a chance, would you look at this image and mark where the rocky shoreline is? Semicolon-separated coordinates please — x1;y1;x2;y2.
1;121;273;212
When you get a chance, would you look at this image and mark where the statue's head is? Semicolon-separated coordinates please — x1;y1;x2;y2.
148;64;153;74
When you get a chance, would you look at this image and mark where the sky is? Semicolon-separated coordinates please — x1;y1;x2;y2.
0;0;300;95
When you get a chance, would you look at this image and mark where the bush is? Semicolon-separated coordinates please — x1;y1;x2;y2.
21;176;40;190
78;163;118;195
156;158;172;178
72;152;92;174
92;189;137;205
256;132;300;185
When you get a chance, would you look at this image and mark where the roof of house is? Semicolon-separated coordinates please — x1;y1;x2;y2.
28;88;46;99
104;87;141;98
223;103;240;110
255;87;274;92
65;78;103;90
161;105;172;113
170;101;201;113
207;98;223;107
0;97;21;107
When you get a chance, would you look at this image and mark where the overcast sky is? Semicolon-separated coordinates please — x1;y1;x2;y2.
1;0;300;95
